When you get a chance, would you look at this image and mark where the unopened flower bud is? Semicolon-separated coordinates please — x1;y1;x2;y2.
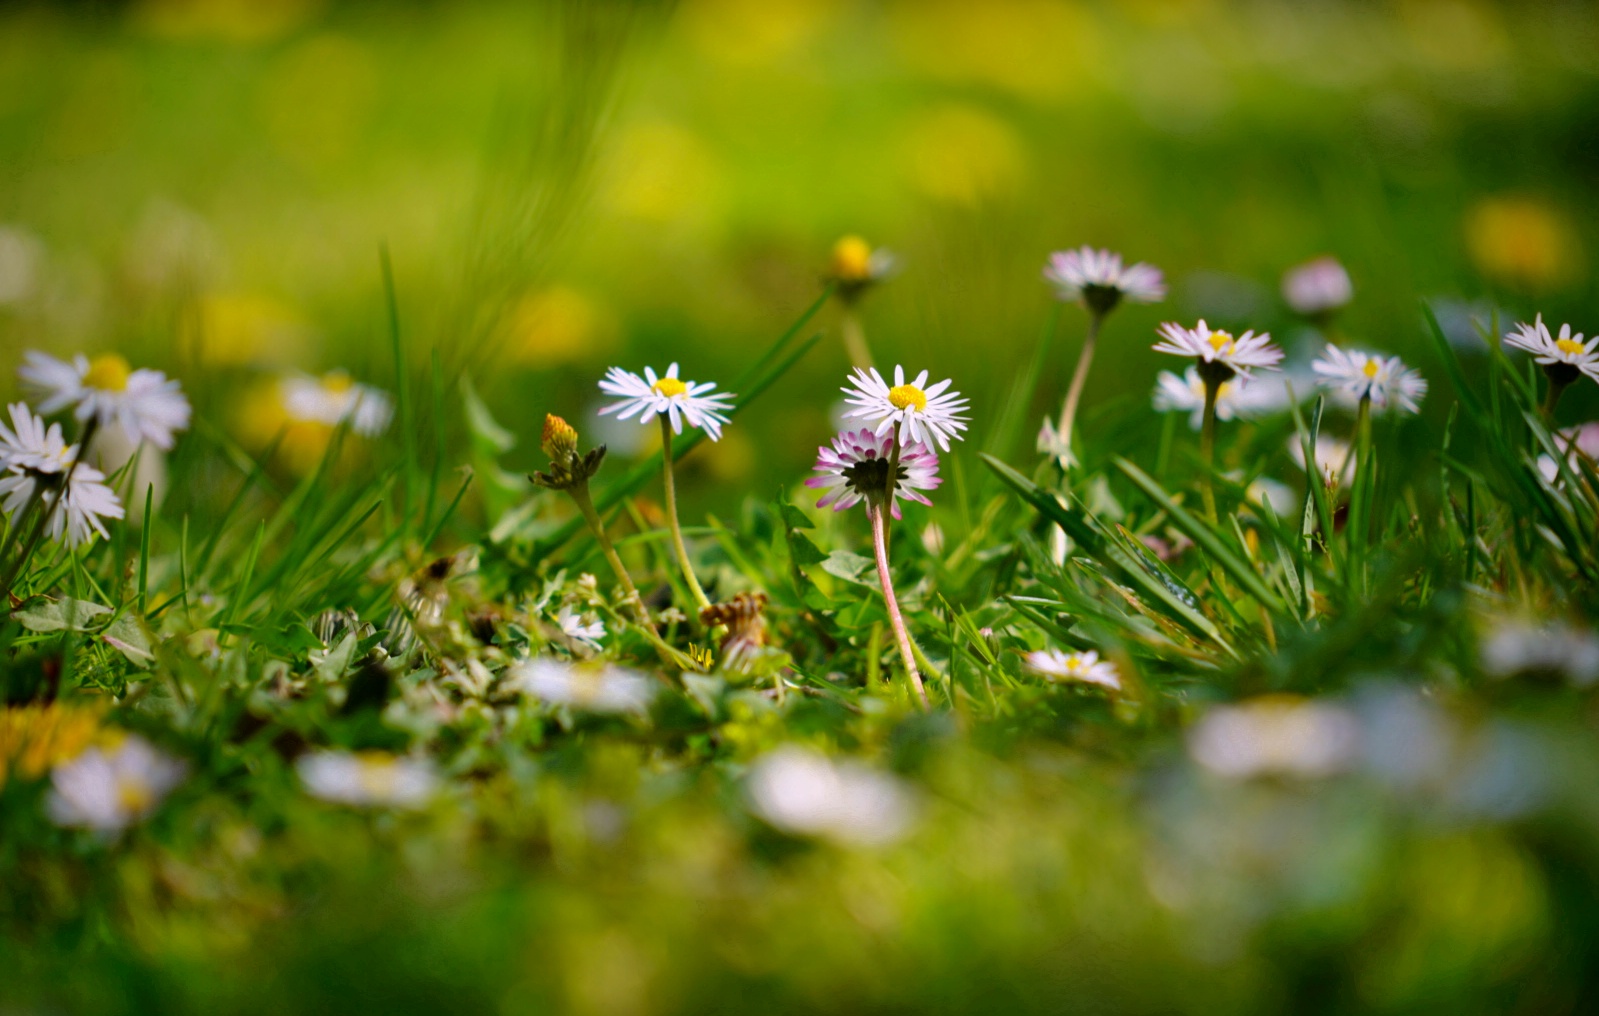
542;414;579;460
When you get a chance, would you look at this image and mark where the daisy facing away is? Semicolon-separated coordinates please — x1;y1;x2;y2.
20;350;190;450
1310;345;1426;415
805;428;940;520
841;365;968;451
1503;315;1597;417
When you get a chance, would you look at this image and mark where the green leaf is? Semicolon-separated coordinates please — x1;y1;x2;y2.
13;597;111;633
821;550;876;586
787;530;828;567
103;614;155;668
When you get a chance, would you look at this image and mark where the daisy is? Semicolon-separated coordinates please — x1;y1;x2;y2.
1043;246;1165;313
506;658;655;715
828;235;898;291
1282;256;1353;317
1187;696;1360;780
1310;344;1426;414
0;404;124;547
841;365;969;451
555;605;606;650
1536;422;1599;484
281;371;393;436
46;733;186;832
1152;320;1283;382
1152;368;1253;430
1024;648;1122;691
20;350;190;450
805;428;940;519
597;363;735;440
297;750;439;809
745;745;917;847
1481;618;1599;686
1503;316;1596;416
1290;434;1356;489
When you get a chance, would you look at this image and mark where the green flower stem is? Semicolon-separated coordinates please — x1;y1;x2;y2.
868;499;929;710
1199;380;1220;524
567;481;652;630
659;415;712;615
1543;375;1571;420
840;304;874;371
1056;310;1103;468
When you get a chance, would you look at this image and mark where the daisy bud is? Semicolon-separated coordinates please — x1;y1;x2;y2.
541;413;579;460
531;413;606;491
827;235;898;302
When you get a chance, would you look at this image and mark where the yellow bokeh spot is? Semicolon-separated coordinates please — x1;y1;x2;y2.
185;293;308;366
504;287;617;368
321;370;354;394
83;353;132;392
0;704;103;787
888;384;927;413
606;121;723;225
889;0;1097;100
133;0;326;43
900;104;1027;206
831;236;874;281
652;377;688;398
680;0;841;65
1465;196;1584;291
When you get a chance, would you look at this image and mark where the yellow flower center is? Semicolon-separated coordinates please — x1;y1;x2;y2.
1557;338;1586;356
322;370;354;394
652;377;687;398
83;353;132;392
888;384;927;412
830;235;873;281
1362;359;1380;378
116;777;154;815
1206;331;1233;354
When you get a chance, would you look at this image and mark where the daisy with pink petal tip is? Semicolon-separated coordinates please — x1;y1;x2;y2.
805;428;940;520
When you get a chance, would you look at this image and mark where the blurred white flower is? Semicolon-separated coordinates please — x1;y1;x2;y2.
20;351;191;450
1281;256;1352;316
0;225;44;305
1024;648;1122;691
555;606;606;650
1152;367;1253;429
1043;246;1165;312
598;363;735;441
1310;344;1427;414
47;734;186;831
1537;422;1599;483
1188;697;1361;779
281;371;392;436
842;365;969;451
297;750;439;809
745;745;917;847
1247;477;1298;518
1289;434;1355;489
1481;619;1599;686
507;658;655;714
1153;320;1283;379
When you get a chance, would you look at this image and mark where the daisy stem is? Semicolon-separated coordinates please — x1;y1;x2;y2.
1543;376;1570;420
840;305;875;371
0;419;97;602
659;416;712;615
0;484;43;578
868;500;930;711
1199;381;1220;524
1057;310;1103;467
567;481;652;631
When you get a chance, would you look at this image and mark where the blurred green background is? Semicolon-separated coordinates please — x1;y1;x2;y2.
1;0;1596;506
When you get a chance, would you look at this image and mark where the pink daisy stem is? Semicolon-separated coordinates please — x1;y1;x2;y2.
868;498;929;711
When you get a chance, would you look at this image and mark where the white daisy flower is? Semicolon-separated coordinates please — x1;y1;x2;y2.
841;365;969;451
1151;367;1257;430
20;350;191;450
1187;696;1361;780
296;750;439;809
1289;434;1356;489
1503;315;1599;378
1538;422;1599;483
281;371;393;436
47;733;186;832
1310;344;1427;414
1043;246;1165;312
555;605;606;649
506;658;655;715
804;428;940;519
1481;618;1599;686
597;363;735;441
1152;320;1283;379
1282;256;1353;316
1024;648;1122;691
0;403;124;547
745;745;917;847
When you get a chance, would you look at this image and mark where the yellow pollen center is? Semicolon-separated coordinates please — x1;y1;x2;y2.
830;235;873;281
1557;338;1585;356
888;384;927;412
322;371;354;394
83;354;131;392
1207;331;1233;353
652;377;687;398
1362;360;1380;378
116;778;153;814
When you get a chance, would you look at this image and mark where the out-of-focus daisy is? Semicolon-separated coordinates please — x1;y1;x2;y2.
805;428;940;519
297;750;439;809
1024;648;1122;691
598;363;735;440
1187;696;1361;780
1152;320;1283;381
1310;344;1426;414
1282;256;1353;317
1247;477;1298;518
1043;246;1165;313
841;365;969;451
507;658;655;715
20;351;190;450
1537;422;1599;484
554;605;605;650
1481;619;1599;686
1290;434;1356;489
745;745;917;847
46;733;186;832
281;371;393;436
828;235;897;295
0;403;124;547
1152;368;1254;430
